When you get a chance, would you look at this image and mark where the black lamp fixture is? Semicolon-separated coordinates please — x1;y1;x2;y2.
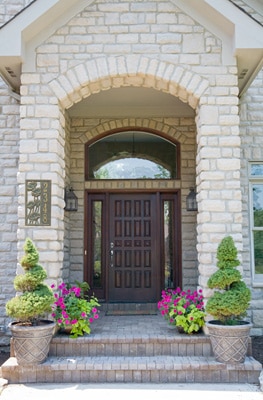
64;187;78;211
186;187;197;211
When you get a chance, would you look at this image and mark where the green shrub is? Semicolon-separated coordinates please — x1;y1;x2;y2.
6;238;54;325
206;236;251;324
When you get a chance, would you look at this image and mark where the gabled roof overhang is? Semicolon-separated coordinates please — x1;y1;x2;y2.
0;0;94;93
0;0;262;96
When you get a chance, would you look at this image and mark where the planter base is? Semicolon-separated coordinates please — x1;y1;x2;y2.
206;321;252;364
9;320;55;365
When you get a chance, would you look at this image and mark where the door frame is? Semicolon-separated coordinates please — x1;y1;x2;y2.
84;189;182;302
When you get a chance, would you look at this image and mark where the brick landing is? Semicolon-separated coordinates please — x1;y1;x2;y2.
0;313;261;384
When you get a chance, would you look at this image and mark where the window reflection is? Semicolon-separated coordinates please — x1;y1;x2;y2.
95;158;170;179
251;164;263;176
254;231;263;275
164;200;174;288
92;201;102;288
252;183;263;275
87;131;177;179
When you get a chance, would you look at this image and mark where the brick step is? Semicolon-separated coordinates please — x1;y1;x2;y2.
1;355;261;384
102;303;158;315
49;333;213;357
2;314;260;385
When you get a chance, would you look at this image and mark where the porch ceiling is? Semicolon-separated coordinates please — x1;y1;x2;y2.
67;87;195;118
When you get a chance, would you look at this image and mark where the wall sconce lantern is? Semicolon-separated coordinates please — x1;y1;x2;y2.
186;187;197;211
64;187;78;211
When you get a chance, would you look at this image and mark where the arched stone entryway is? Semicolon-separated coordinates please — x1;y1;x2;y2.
18;55;242;305
45;56;210;292
49;55;209;111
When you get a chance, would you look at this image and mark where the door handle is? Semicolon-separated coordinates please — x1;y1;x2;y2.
110;242;114;267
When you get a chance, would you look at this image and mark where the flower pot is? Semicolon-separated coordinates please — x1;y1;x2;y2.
206;320;252;364
9;320;56;365
59;325;73;335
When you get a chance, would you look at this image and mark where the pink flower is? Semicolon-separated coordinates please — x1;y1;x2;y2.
72;287;81;297
71;319;77;325
58;283;66;290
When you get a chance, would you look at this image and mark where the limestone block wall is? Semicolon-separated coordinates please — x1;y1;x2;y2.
0;0;245;332
0;78;19;342
0;0;31;343
15;0;242;302
37;0;222;80
240;68;263;335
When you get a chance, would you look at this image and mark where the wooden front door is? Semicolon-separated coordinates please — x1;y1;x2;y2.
109;193;158;302
85;191;181;303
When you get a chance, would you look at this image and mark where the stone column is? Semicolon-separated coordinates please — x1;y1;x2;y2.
17;73;65;284
196;79;242;299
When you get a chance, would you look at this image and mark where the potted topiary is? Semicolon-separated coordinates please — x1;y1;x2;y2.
206;236;252;363
6;238;55;365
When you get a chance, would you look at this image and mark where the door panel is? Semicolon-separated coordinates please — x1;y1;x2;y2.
109;194;158;302
85;191;181;303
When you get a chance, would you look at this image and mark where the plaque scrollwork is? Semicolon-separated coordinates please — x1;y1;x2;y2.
25;180;51;226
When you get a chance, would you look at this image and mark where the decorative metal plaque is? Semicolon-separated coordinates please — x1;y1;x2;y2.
25;180;51;226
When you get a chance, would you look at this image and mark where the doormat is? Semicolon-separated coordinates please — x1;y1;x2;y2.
105;310;157;316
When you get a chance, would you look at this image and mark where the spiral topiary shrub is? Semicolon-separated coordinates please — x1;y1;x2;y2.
206;236;251;325
6;238;54;325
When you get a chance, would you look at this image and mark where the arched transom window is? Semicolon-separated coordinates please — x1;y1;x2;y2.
86;130;178;180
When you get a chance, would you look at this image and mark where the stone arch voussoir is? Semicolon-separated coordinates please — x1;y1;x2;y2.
80;118;188;146
49;56;209;111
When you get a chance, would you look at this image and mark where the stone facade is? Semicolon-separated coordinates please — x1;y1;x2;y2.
0;0;262;342
240;69;263;335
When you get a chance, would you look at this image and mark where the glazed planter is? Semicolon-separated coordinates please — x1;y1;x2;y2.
9;320;55;365
206;320;252;364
